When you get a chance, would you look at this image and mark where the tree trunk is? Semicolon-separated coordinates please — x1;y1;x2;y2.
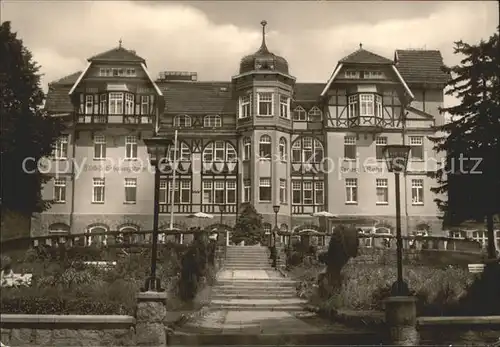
486;213;497;260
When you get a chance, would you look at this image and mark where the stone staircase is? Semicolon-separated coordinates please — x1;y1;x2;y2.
209;245;306;311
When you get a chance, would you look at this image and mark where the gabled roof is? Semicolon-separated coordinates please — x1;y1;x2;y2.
49;71;81;85
395;50;450;85
87;46;145;63
45;72;79;113
294;83;325;101
159;82;236;114
339;47;393;65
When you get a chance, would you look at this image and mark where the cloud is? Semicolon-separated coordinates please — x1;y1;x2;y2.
2;0;497;112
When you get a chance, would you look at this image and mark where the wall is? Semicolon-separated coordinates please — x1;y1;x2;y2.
0;315;136;346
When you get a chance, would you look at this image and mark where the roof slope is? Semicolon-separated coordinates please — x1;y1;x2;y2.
45;72;78;113
395;50;450;84
339;48;393;65
294;83;324;101
88;46;145;63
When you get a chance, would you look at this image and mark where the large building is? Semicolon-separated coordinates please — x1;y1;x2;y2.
34;22;451;240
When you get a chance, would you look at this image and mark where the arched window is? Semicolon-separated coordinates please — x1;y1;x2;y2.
86;224;109;247
293;106;307;121
308;106;323;121
202;141;237;163
243;137;251;161
119;225;143;244
48;223;70;244
259;135;272;159
173;115;191;127
291;137;324;163
168;141;191;162
204;115;222;128
278;137;287;161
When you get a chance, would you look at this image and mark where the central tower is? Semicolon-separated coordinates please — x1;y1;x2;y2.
232;21;296;226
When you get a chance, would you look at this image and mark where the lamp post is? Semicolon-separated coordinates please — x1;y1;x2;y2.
219;204;226;245
142;136;173;292
382;144;411;296
272;205;280;268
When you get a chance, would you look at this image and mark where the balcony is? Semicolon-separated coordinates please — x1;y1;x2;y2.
348;115;384;132
159;203;237;214
76;114;153;125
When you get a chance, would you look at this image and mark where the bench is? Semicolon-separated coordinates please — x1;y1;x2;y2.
82;261;117;270
468;263;485;273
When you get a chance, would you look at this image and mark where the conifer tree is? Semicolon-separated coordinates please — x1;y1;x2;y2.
429;29;500;259
232;203;264;245
0;21;64;214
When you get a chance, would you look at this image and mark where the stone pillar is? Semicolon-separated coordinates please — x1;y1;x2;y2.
384;296;419;346
136;291;167;347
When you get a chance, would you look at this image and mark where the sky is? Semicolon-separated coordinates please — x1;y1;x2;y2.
2;0;498;110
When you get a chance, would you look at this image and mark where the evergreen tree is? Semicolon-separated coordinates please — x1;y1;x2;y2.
232;203;264;245
0;21;63;214
429;29;500;259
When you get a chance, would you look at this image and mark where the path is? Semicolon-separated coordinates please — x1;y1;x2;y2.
169;245;378;345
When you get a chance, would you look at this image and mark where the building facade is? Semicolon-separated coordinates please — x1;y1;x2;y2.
35;22;452;240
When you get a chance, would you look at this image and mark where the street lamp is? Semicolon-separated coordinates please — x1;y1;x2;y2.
142;136;173;292
382;144;411;296
272;205;280;268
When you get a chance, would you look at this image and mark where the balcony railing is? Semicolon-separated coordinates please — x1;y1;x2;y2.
76;114;153;125
292;205;325;215
159;203;237;214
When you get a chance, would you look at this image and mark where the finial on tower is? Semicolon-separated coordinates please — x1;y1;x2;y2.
259;20;268;52
119;38;123;48
359;43;363;49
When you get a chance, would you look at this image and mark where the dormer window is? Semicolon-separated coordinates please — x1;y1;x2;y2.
307;107;322;122
345;70;360;79
364;71;384;79
125;68;136;77
293;106;307;121
99;68;111;77
173;115;191;127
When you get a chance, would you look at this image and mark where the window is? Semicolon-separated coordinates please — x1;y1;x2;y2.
243;137;251;161
85;95;93;114
112;68;125;77
204;115;222;127
125;136;137;159
109;92;124;114
54;178;66;203
375;95;383;117
168;180;191;204
259;135;272;159
259;178;271;202
202;181;213;204
348;95;358;118
99;68;111;77
243;179;251;202
279;137;287;161
344;136;356;160
410;137;424;160
257;92;273;116
303;181;313;205
159;180;167;204
125;68;136;77
293;106;307;121
125;93;135;115
376;178;388;204
54;135;68;159
279;179;287;203
169;142;191;162
315;182;324;204
292;181;301;204
141;95;150;115
360;94;374;117
364;71;384;79
124;178;137;203
411;179;424;205
226;181;236;204
308;107;322;122
239;95;251;118
345;178;358;204
263;223;272;234
202;180;236;204
375;137;387;160
291;137;324;163
174;115;191;127
345;70;360;79
99;94;107;114
93;178;105;203
279;95;289;118
214;141;225;161
86;225;108;247
93;135;106;159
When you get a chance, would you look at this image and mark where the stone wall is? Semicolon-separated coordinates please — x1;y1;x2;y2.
0;314;136;346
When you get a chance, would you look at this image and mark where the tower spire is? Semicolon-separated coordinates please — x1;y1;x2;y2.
119;38;123;48
258;20;269;53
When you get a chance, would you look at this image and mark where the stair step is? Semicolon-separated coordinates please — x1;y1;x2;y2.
212;293;297;300
216;280;297;288
213;287;296;294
